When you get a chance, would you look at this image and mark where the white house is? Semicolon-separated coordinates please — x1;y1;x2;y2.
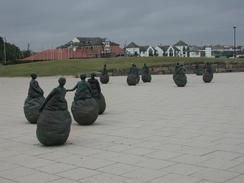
174;41;189;57
139;46;155;57
155;45;180;57
125;42;140;56
125;41;192;57
126;42;156;57
154;46;164;56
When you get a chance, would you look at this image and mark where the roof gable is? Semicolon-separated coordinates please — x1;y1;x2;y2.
173;46;180;51
110;42;120;46
139;46;150;52
126;42;140;48
174;40;188;46
75;37;105;45
159;45;170;52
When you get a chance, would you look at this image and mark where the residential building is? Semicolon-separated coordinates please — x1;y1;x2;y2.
155;45;180;57
139;46;156;57
174;41;189;57
154;46;164;56
22;37;123;61
59;37;120;57
125;42;140;56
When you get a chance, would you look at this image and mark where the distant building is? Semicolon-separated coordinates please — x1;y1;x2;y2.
139;46;156;57
204;47;212;58
125;40;244;58
125;42;140;56
154;46;164;56
174;41;189;57
27;37;243;61
125;42;156;57
22;37;123;61
155;45;180;57
189;50;201;58
187;46;203;58
59;37;121;57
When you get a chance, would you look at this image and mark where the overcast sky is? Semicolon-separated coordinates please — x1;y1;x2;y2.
0;0;243;51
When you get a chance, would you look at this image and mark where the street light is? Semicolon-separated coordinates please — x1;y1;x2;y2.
233;26;237;58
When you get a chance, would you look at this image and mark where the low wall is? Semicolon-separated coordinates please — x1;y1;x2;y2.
109;62;244;76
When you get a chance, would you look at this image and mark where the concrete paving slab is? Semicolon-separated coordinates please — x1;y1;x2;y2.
0;73;244;183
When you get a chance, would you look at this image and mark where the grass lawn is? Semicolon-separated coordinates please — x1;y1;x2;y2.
0;57;243;77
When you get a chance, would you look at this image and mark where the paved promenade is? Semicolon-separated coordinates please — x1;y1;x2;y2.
0;73;244;183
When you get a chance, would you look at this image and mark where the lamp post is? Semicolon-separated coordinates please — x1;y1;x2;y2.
233;26;237;58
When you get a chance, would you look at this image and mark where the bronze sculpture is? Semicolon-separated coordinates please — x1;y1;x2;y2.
141;63;152;83
127;64;140;85
88;73;106;115
173;63;187;87
100;64;109;84
24;73;45;124
36;77;71;146
203;63;213;83
67;74;98;125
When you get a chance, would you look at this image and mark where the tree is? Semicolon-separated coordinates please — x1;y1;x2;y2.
0;37;3;61
21;50;31;58
0;37;3;44
0;36;22;64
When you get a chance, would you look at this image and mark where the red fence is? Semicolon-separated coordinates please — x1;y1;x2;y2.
23;47;124;61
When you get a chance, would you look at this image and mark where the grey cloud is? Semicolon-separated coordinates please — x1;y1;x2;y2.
0;0;243;50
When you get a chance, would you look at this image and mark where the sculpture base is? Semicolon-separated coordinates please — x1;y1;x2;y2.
24;96;45;124
95;93;106;115
100;74;109;84
142;74;152;83
173;74;187;87
127;74;139;86
203;72;213;83
36;110;71;146
71;98;99;125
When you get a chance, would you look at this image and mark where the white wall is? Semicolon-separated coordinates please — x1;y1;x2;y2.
175;45;188;57
205;47;212;57
155;46;164;56
140;46;155;57
189;51;201;57
126;48;140;56
175;46;183;56
166;46;175;57
140;51;147;57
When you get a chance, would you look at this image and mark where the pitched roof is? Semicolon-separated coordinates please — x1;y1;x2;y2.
174;40;188;46
75;37;105;45
110;42;120;46
158;45;170;52
139;46;150;52
158;45;180;52
58;37;120;48
126;42;140;48
173;46;180;51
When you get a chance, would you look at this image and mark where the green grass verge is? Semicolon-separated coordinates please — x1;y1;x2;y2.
0;57;243;77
